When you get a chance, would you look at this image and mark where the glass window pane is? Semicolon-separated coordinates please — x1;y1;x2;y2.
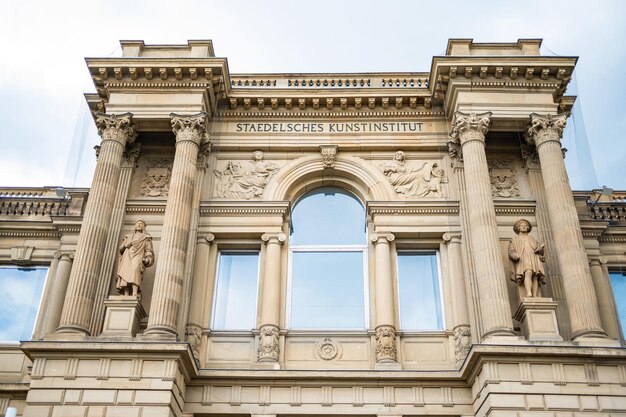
290;187;365;245
610;271;626;337
0;267;47;341
291;251;365;328
397;253;443;330
212;252;259;330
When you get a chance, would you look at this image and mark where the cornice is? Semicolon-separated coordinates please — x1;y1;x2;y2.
215;110;446;119
493;200;536;216
199;201;290;217
367;201;460;216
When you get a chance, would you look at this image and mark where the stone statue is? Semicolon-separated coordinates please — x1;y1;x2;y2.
380;151;447;198
508;219;545;298
116;219;155;297
214;150;278;199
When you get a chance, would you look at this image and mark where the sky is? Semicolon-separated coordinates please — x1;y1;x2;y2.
0;0;624;190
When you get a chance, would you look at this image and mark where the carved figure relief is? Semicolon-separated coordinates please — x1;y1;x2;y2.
140;159;172;197
214;150;278;199
375;326;397;362
116;219;155;297
508;219;546;298
380;151;447;198
453;326;471;365
315;337;340;361
488;160;520;198
257;325;280;362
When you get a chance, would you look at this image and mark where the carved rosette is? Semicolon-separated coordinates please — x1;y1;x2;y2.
375;325;397;362
449;111;492;146
95;112;137;145
257;324;280;362
185;324;203;362
453;326;471;365
526;113;567;148
319;145;338;168
170;112;209;146
316;337;340;361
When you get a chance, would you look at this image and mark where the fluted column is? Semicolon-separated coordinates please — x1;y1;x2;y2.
526;113;606;339
370;232;397;363
443;233;471;364
40;252;74;336
57;113;136;334
450;112;515;339
589;257;620;339
145;113;209;337
257;232;286;362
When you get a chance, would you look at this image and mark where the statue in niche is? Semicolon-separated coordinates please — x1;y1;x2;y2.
508;219;545;298
213;150;278;199
140;159;172;197
116;219;155;297
380;151;447;198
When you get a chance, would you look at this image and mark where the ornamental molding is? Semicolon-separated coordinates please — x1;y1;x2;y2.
199;201;290;218
106;81;212;89
493;201;536;216
215;110;445;119
367;201;460;217
0;231;61;238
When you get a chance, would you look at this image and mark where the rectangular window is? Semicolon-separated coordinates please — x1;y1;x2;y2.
397;252;443;331
0;266;48;342
212;252;260;330
289;250;366;329
610;270;626;337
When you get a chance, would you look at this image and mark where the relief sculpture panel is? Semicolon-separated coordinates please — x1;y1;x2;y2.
213;150;279;199
488;160;520;198
380;151;447;198
140;159;172;197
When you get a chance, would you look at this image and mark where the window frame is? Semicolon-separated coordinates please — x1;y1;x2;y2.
395;250;445;332
286;187;370;331
210;250;261;332
608;268;626;340
0;265;49;343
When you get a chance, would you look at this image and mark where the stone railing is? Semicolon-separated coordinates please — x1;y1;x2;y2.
0;187;88;217
578;190;626;222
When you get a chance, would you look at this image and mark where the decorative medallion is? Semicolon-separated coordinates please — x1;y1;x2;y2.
315;337;340;361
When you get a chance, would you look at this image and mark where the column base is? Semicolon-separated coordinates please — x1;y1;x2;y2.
100;296;146;337
513;297;563;342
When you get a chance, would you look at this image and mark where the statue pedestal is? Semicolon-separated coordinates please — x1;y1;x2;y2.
101;296;146;337
513;297;563;342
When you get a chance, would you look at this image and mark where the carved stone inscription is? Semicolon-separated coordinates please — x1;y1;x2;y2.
380;151;447;198
141;159;172;197
488;160;520;198
213;151;278;199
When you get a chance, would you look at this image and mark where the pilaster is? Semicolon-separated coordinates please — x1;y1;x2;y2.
370;232;397;363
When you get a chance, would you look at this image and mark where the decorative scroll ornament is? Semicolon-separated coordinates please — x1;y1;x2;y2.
375;325;397;362
316;337;340;361
140;159;172;197
95;112;137;144
453;326;471;365
214;150;279;199
526;113;567;147
170;112;209;146
450;111;491;145
257;324;280;362
488;160;520;198
185;324;202;362
380;151;447;198
319;145;338;168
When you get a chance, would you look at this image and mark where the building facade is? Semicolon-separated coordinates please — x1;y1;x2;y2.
0;38;625;417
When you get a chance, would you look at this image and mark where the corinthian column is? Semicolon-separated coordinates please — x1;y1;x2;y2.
370;232;397;363
526;113;606;339
257;233;286;363
145;113;209;337
57;113;136;335
450;112;515;339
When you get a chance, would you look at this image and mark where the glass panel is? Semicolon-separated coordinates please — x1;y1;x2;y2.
610;271;626;337
397;252;442;330
291;251;365;328
212;252;259;330
290;187;365;245
0;266;47;341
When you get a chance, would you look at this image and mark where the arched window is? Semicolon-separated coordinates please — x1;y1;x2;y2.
288;187;367;329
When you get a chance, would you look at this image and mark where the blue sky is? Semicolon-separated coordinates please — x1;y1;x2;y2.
0;0;624;190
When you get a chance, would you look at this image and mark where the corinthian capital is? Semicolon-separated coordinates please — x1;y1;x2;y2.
449;111;492;146
95;112;137;145
526;113;568;148
170;112;209;146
